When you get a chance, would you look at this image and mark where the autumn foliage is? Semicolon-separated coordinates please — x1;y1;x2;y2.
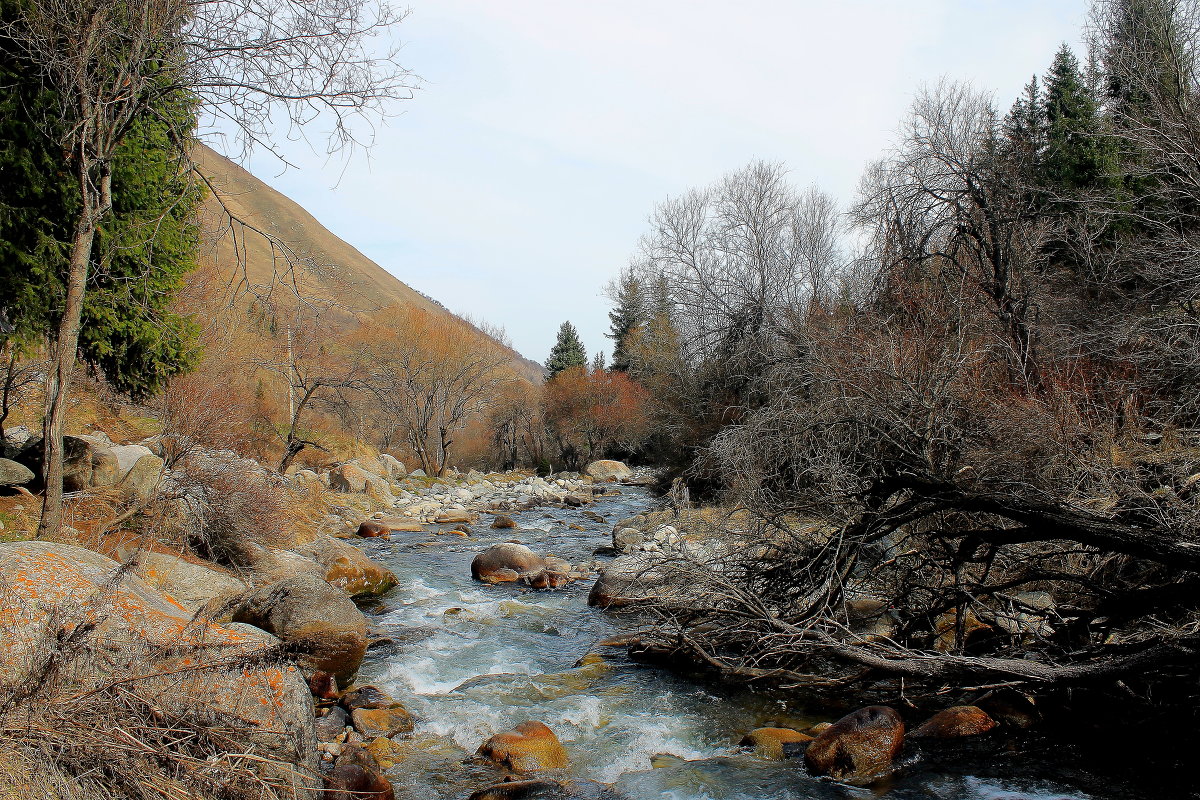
543;366;649;470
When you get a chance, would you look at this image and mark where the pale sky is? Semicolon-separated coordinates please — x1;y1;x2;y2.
206;0;1090;365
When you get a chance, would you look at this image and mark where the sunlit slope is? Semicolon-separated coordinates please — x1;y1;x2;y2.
191;143;543;380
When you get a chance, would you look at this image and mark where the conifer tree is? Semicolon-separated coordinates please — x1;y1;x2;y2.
606;268;644;372
545;321;587;378
1041;44;1118;195
592;351;606;372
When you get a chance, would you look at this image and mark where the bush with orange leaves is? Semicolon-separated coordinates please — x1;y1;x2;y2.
543;367;650;471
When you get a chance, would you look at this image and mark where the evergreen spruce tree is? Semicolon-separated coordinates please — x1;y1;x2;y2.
606;268;644;372
0;0;201;399
592;351;606;372
545;321;587;378
1041;44;1118;196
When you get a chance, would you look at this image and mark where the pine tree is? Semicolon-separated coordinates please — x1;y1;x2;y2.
592;351;606;372
545;321;587;378
606;268;644;372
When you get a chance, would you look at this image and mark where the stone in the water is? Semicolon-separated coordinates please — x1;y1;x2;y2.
231;573;368;684
583;459;632;482
803;705;904;784
471;543;545;583
477;720;569;771
309;669;339;700
468;779;562;800
340;684;401;711
351;705;414;738
739;727;813;759
324;762;395;800
357;521;390;538
491;514;517;529
910;705;997;739
316;705;350;742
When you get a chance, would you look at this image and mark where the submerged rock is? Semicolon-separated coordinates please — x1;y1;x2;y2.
468;779;563;800
803;705;904;784
491;514;518;529
324;763;395;800
910;705;997;739
472;543;545;583
477;720;569;771
739;727;813;759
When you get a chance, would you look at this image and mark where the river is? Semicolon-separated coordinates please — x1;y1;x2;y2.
352;486;1151;800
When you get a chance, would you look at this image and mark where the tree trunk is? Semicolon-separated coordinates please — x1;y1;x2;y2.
38;212;96;538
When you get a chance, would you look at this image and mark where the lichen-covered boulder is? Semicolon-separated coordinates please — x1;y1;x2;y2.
0;457;34;487
0;541;319;793
803;706;904;784
330;463;370;493
297;535;397;598
116;453;165;501
129;550;247;613
231;573;368;684
477;720;568;771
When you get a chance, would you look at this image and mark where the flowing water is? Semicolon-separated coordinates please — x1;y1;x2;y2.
354;487;1152;800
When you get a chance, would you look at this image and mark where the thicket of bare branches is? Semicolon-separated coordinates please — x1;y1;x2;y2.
624;0;1200;710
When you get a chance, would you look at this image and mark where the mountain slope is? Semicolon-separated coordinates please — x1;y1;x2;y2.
192;143;543;380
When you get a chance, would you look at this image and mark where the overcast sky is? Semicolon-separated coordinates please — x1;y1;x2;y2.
208;0;1090;365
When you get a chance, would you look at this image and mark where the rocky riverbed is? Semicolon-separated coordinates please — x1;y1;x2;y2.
348;485;1156;800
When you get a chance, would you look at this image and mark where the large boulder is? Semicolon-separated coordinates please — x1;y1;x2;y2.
110;444;155;477
477;721;568;771
329;463;370;493
116;453;165;501
231;573;369;684
471;543;546;584
587;554;673;608
295;535;398;598
62;435;121;491
129;550;247;613
803;706;904;784
0;457;34;487
379;454;407;481
583;460;632;482
0;541;318;793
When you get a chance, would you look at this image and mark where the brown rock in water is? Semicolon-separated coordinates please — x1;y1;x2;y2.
477;720;569;771
309;670;339;700
491;515;517;529
807;722;833;736
437;510;475;524
351;705;414;738
340;684;401;711
472;543;546;584
231;573;368;684
469;779;562;800
357;521;390;539
324;763;395;800
525;570;571;590
803;706;904;784
583;460;632;482
973;688;1039;729
740;727;813;759
315;705;349;742
910;705;997;739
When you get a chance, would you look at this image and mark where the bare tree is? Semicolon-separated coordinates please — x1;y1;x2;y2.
365;311;512;476
3;0;415;537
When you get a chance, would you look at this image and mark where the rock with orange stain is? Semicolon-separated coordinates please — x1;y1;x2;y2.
296;535;397;599
231;573;368;684
128;550;246;613
910;705;998;739
0;541;319;794
739;727;814;759
803;706;904;784
477;721;569;771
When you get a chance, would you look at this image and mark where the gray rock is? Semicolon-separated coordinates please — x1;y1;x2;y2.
0;457;34;487
110;444;155;478
128;550;247;613
117;453;164;501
